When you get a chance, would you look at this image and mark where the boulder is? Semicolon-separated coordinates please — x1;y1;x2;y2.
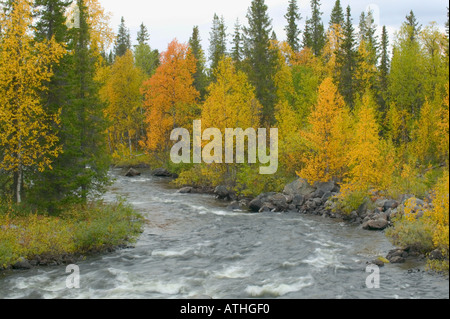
269;194;289;211
383;200;399;212
178;187;193;194
152;168;172;177
283;178;315;197
314;181;337;194
249;193;277;212
291;195;305;207
125;168;141;177
429;249;444;261
214;185;231;200
12;257;32;270
386;249;408;263
363;218;389;231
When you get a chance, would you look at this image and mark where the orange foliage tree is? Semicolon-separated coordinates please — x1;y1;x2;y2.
141;40;199;156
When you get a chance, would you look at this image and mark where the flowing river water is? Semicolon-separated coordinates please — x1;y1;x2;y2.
0;169;448;299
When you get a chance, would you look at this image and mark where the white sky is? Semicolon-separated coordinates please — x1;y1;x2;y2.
98;0;448;54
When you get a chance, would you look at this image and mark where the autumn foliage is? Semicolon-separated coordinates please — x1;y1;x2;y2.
140;40;199;153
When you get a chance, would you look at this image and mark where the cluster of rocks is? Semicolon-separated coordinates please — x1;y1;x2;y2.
124;167;178;178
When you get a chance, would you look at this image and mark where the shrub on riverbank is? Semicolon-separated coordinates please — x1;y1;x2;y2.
0;200;143;270
386;172;449;272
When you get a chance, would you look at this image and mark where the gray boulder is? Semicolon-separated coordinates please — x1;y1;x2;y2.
178;187;193;194
283;179;315;197
153;168;172;177
314;181;338;194
363;219;389;231
12;257;32;270
125;168;141;177
215;185;231;200
249;193;277;212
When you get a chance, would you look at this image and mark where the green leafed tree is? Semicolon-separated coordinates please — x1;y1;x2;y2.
303;0;326;56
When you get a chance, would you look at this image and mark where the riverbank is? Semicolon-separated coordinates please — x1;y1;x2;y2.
0;201;143;271
122;165;448;273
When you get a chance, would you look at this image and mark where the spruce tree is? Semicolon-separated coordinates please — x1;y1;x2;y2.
336;6;358;109
114;16;131;58
67;0;110;203
243;0;277;126
209;14;227;76
405;10;421;43
329;0;344;28
284;0;301;52
378;25;390;111
189;26;208;100
303;0;325;56
231;19;243;65
358;9;378;65
134;23;159;76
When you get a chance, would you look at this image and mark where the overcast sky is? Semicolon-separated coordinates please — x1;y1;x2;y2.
98;0;448;53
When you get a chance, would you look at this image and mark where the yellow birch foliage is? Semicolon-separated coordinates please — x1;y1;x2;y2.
437;85;449;164
355;40;377;93
141;40;199;153
99;50;146;156
202;56;260;130
0;0;65;173
424;171;449;268
411;99;441;164
343;94;383;193
322;24;343;78
298;77;350;183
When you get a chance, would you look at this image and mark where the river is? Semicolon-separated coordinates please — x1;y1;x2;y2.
0;169;448;299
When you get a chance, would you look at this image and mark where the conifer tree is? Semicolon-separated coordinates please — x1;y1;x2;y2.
405;10;421;43
114;16;130;58
284;0;301;52
329;0;344;29
189;26;208;100
336;6;358;109
243;0;277;126
231;19;243;66
302;0;325;56
209;14;227;76
134;23;159;76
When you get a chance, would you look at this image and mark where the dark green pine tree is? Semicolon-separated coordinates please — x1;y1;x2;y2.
29;0;110;211
67;0;110;203
329;0;344;28
243;0;277;126
134;23;159;76
209;13;227;77
336;6;358;109
29;0;72;210
302;0;326;56
358;9;378;65
231;19;243;66
377;25;390;116
114;16;131;58
405;10;421;43
284;0;302;52
189;26;208;100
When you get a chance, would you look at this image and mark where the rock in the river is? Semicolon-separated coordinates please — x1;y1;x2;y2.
152;168;173;177
362;219;389;231
249;193;277;212
125;168;141;177
215;185;231;200
283;178;315;197
429;249;445;261
12;257;32;270
178;187;193;194
386;249;408;263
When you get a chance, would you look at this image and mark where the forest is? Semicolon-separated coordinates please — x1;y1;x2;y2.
0;0;448;272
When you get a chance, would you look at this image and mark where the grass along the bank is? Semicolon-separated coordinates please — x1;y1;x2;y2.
0;200;143;270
